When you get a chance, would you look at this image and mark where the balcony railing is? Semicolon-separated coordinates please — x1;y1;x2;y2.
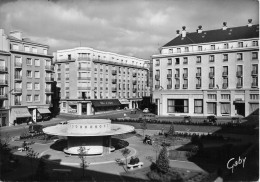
209;72;214;78
78;57;91;61
78;67;91;71
251;83;258;88
251;70;258;76
196;84;201;89
112;70;117;75
0;80;8;85
167;85;172;89
78;87;91;90
45;89;53;93
155;75;160;80
45;77;54;82
0;66;8;73
236;71;243;77
175;74;180;78
183;73;188;79
222;83;228;89
45;65;54;71
0;94;8;100
167;74;172;78
15;100;21;105
14;75;22;80
175;84;180;89
209;83;214;89
236;83;243;88
196;73;201;77
46;100;52;104
112;87;117;92
78;77;91;80
183;84;188;89
133;72;137;77
112;79;117;84
222;72;228;77
155;85;160;89
14;88;22;93
15;62;22;68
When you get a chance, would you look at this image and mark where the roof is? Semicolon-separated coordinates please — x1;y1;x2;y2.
8;35;49;47
163;25;259;47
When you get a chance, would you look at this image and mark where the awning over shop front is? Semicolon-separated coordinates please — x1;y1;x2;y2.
38;108;51;114
91;99;121;107
12;107;32;118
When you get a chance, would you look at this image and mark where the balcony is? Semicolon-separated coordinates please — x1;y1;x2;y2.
222;83;228;89
45;65;54;72
236;71;243;77
112;79;117;84
167;74;172;78
222;72;228;77
15;100;21;105
133;80;137;85
0;80;8;86
78;77;91;80
46;100;52;104
112;70;117;75
133;72;137;77
78;67;91;71
209;72;214;78
14;75;22;81
167;85;172;89
251;70;258;76
155;75;160;80
78;57;91;61
251;83;258;88
15;62;22;68
45;77;54;82
133;88;137;93
78;87;91;90
112;87;117;92
183;84;188;89
175;74;180;78
155;85;160;89
236;83;243;88
196;84;201;89
0;94;8;100
45;88;53;93
209;83;214;89
196;73;201;77
14;88;22;93
0;66;8;73
183;73;188;79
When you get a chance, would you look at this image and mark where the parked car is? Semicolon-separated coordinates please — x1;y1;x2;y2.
143;108;149;113
206;115;217;123
59;121;68;125
183;116;192;123
29;124;43;133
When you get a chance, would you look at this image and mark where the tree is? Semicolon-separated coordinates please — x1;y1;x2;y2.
78;146;90;178
167;123;175;136
140;120;147;137
121;147;131;172
152;140;161;161
26;148;39;180
156;146;169;174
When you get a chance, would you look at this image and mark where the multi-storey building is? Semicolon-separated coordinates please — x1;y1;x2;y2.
54;47;150;115
2;30;53;126
152;20;259;117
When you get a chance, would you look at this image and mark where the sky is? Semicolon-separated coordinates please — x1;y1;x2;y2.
0;0;259;59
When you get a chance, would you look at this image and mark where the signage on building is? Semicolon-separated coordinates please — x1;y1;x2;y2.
32;109;37;122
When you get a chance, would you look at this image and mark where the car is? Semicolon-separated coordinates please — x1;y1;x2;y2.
206;115;217;123
59;121;68;125
143;108;149;113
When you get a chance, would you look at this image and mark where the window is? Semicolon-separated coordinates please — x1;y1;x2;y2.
185;47;189;52
34;95;40;101
155;59;160;66
253;41;258;46
208;94;217;100
68;54;71;60
34;83;40;90
224;43;229;49
252;77;258;87
177;48;181;53
35;59;40;66
252;52;258;59
12;44;19;50
249;103;259;113
167;99;188;113
237;77;243;87
252;64;258;74
32;47;37;53
175;69;180;77
26;70;32;77
223;66;228;75
198;46;202;51
43;49;47;55
207;103;216;114
221;103;231;114
167;78;172;86
237;65;243;76
169;49;173;54
26;58;32;65
34;71;40;78
238;42;243;48
175;58;180;64
167;58;172;65
237;53;243;60
194;100;203;114
250;94;259;100
209;55;214;62
24;46;30;52
196;56;201;63
221;94;230;100
197;67;201;74
223;54;228;61
183;57;188;64
27;82;32;90
183;68;188;76
211;45;215;50
26;95;32;102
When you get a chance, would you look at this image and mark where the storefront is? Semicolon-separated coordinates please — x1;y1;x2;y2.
91;99;121;113
37;108;51;121
68;101;78;114
0;109;9;127
11;107;32;125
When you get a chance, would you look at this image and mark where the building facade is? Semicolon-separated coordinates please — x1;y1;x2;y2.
54;47;150;115
152;20;259;117
0;30;54;126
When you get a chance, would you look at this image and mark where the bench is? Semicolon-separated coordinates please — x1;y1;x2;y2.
127;162;144;170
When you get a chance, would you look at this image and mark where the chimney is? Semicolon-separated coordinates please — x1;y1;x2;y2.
197;25;203;33
181;26;186;38
9;30;22;40
222;22;227;30
176;30;180;37
248;19;253;27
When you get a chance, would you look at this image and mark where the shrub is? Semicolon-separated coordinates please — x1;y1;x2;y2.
156;146;169;174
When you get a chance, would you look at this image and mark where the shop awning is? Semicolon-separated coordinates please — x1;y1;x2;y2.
12;107;32;118
91;99;121;107
38;108;51;114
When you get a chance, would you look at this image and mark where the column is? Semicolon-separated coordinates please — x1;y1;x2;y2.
157;99;160;116
216;90;221;116
230;90;236;116
203;91;207;116
244;90;250;117
78;102;82;115
129;101;133;109
87;102;92;115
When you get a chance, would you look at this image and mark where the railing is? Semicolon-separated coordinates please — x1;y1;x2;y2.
112;70;117;75
223;59;228;62
15;100;21;105
251;83;258;88
112;87;117;92
196;84;201;89
56;58;76;62
133;80;137;85
78;77;91;80
78;87;91;90
0;80;8;85
93;58;148;69
167;74;172;78
196;73;201;77
45;77;54;82
78;67;91;71
0;66;8;72
183;84;188;89
236;83;243;88
155;75;160;80
14;88;22;92
78;57;91;61
45;89;52;93
209;83;214;89
251;70;258;76
175;84;180;89
183;73;188;79
112;79;117;84
236;71;243;77
222;83;228;89
15;62;22;67
14;75;22;80
222;72;228;77
175;74;179;78
209;72;214;78
0;94;8;100
45;65;54;71
46;100;52;104
167;85;172;89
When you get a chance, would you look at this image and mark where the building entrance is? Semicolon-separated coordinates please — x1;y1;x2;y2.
235;103;245;116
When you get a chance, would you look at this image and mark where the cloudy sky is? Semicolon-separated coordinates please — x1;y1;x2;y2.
0;0;258;59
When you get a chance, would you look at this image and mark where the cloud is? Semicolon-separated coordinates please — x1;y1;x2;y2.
0;0;258;59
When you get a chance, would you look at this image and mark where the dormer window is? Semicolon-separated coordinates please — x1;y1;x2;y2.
253;41;258;46
169;49;173;54
238;42;243;48
224;43;229;49
185;47;189;52
211;45;215;50
198;46;202;51
177;48;181;53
